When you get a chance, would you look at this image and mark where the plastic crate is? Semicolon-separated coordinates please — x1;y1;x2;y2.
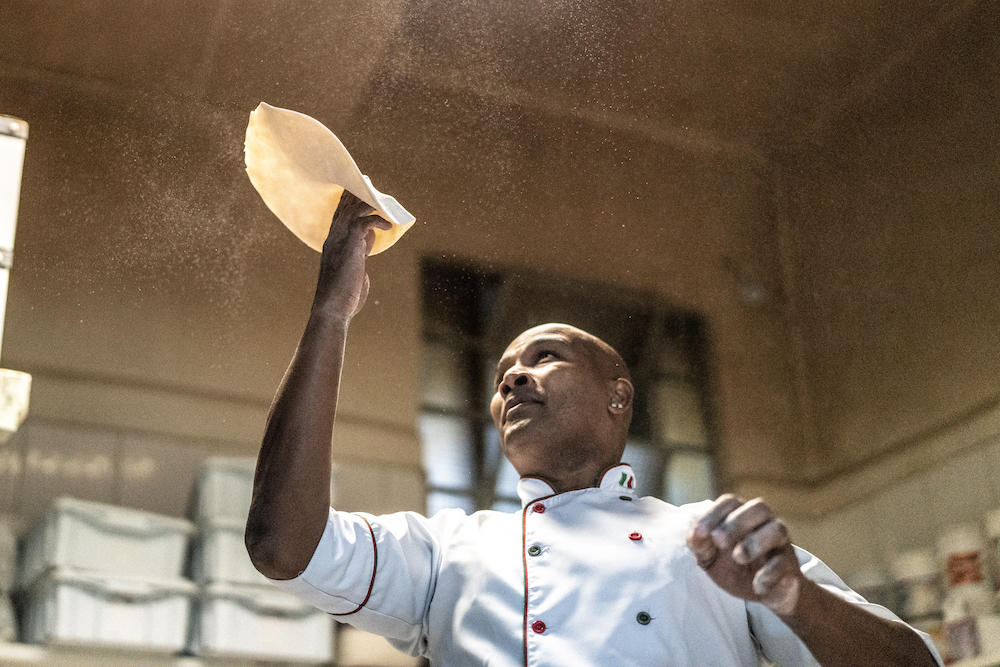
21;567;196;652
189;515;269;586
191;457;341;522
190;457;257;522
188;581;334;663
18;497;194;589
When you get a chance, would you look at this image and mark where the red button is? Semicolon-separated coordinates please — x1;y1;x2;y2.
629;532;642;541
532;503;546;514
532;620;546;634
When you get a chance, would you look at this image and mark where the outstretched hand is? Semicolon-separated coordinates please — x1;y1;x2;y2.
687;494;804;617
314;191;393;321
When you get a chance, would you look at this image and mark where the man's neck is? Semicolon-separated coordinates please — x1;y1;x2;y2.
527;463;616;494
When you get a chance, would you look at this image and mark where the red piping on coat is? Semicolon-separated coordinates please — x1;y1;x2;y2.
329;514;378;616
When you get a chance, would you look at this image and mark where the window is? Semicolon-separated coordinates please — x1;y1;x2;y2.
419;259;715;514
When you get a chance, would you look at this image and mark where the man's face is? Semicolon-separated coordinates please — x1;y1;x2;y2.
489;324;622;481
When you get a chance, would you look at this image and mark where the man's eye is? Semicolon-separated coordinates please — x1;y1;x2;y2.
538;351;557;361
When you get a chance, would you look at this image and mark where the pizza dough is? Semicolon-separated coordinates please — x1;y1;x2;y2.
244;102;415;255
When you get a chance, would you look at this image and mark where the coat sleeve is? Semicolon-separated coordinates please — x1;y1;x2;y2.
746;547;945;667
266;506;463;656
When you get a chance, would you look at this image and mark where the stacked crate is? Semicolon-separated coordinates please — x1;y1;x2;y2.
186;456;335;663
15;497;197;652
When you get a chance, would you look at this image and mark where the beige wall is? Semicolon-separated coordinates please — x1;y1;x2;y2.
741;1;1000;517
0;0;996;531
0;7;802;527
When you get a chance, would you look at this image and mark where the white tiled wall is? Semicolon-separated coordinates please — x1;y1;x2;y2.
0;419;427;534
0;421;221;531
119;432;209;518
789;433;1000;587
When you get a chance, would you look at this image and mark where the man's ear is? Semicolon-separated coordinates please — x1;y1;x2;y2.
609;378;634;414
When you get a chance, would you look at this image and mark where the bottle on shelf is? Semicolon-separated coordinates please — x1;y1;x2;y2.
891;548;945;651
938;523;992;662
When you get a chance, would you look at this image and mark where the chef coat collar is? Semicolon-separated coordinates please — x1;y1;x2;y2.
516;463;637;507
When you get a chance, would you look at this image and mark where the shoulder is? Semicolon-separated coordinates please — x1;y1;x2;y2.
409;506;523;538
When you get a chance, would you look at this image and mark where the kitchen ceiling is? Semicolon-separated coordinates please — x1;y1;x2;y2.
1;0;982;156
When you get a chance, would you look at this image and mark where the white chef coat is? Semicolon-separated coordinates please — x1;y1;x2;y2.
269;463;943;666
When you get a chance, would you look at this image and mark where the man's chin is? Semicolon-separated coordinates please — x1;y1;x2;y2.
499;421;554;465
500;417;537;442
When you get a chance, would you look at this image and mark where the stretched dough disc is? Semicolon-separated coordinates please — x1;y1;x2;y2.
244;102;415;255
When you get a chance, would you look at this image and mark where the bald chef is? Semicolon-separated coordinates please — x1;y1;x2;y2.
245;193;944;666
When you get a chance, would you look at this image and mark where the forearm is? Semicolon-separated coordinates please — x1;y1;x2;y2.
246;311;351;580
779;577;938;667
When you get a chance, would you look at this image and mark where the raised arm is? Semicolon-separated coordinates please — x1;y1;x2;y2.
688;495;940;667
245;192;392;581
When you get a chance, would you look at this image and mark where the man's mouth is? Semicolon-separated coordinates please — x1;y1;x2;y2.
503;397;541;423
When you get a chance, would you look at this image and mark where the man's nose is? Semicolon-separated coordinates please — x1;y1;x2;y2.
499;368;532;396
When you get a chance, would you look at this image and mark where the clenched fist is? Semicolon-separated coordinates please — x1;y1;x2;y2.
688;494;803;617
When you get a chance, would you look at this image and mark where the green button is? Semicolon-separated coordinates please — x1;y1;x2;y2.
527;545;542;556
636;612;651;625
